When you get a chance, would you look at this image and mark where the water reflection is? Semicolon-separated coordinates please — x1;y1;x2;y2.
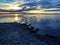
0;14;60;37
0;14;60;23
14;14;21;22
0;14;22;23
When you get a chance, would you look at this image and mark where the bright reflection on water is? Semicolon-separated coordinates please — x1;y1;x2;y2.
0;14;22;23
15;14;19;22
0;14;60;23
14;14;21;22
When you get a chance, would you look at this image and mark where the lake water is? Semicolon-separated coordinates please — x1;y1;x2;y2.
0;14;23;23
0;14;60;37
0;14;60;23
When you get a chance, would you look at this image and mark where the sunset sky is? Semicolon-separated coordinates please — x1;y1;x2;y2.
0;0;60;11
0;0;32;10
0;0;22;10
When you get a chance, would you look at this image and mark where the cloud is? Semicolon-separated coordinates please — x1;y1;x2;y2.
0;0;17;9
0;3;10;8
0;0;15;3
0;0;60;10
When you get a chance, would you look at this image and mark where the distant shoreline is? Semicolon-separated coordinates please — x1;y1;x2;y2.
0;12;60;15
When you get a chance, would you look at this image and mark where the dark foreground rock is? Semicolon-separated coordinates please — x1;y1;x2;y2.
0;22;60;45
0;22;47;45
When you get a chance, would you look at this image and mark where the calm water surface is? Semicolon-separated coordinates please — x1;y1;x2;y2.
0;14;60;23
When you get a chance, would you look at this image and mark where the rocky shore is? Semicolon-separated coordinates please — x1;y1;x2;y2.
0;22;60;45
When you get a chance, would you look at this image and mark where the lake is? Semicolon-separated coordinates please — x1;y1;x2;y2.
0;14;60;37
0;14;60;23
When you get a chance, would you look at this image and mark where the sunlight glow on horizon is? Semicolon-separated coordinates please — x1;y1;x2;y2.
2;4;22;10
